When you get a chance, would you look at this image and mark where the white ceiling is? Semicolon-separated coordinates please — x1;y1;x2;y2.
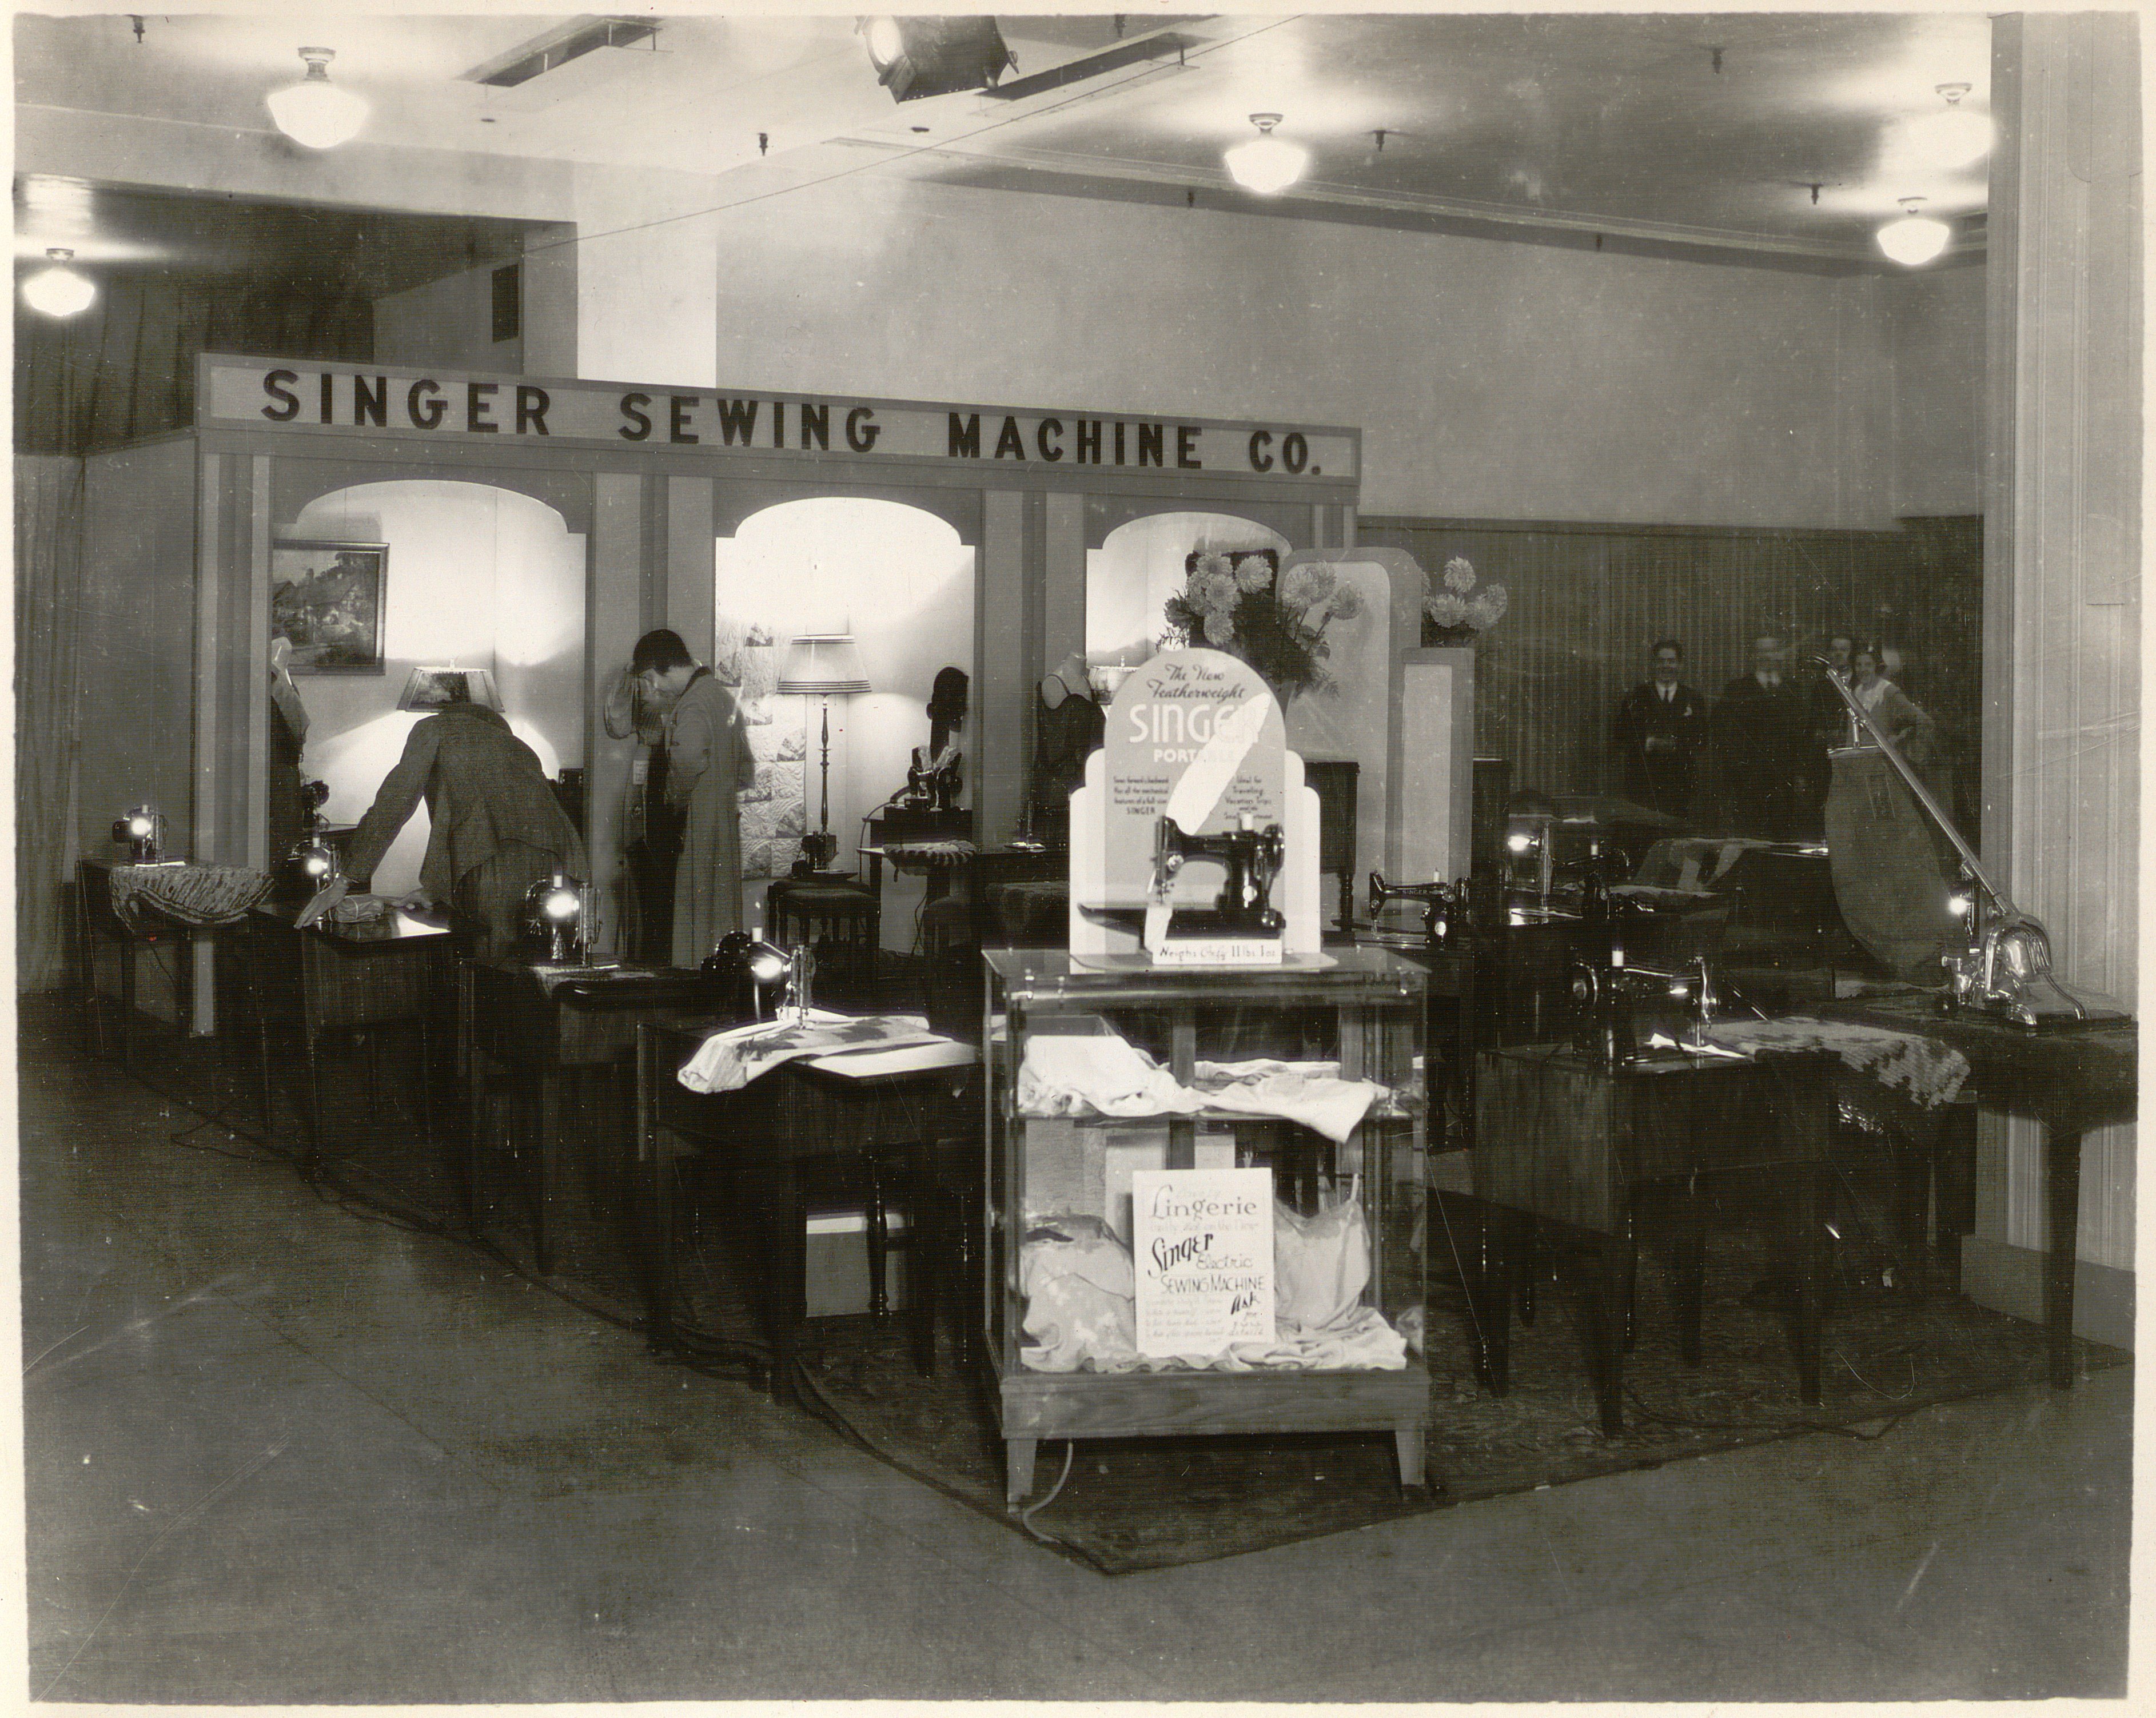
14;10;1994;270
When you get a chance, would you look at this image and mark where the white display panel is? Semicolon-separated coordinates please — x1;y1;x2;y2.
1393;649;1474;884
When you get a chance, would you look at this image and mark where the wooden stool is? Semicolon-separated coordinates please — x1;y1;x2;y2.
919;894;977;1041
768;877;879;1004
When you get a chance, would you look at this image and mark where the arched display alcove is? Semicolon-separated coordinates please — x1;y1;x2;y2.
280;479;585;896
1085;511;1292;668
716;495;973;943
1085;511;1400;893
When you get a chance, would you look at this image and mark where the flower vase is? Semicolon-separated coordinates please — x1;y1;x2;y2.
1428;625;1480;649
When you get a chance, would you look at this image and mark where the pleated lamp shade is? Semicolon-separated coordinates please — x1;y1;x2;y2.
777;635;871;696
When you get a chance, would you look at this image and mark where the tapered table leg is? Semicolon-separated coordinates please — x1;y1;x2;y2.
2046;1122;2085;1389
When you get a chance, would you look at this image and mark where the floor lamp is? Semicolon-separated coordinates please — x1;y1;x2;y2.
777;634;871;872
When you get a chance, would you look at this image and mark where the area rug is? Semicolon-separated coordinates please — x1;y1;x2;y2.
776;1201;2128;1574
49;1001;2129;1577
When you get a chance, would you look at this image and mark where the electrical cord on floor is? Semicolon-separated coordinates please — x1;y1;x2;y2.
1018;1441;1077;1540
1620;1381;1926;1441
1429;1183;1489;1361
82;1024;730;1358
164;1113;286;1165
1834;1345;1919;1400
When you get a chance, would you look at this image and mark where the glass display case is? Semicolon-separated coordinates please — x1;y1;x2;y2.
982;947;1429;1506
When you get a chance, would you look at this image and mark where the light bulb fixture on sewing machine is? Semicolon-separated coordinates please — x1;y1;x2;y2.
111;804;167;863
703;931;814;1022
519;870;589;965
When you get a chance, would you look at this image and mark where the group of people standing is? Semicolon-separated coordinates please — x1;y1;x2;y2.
1612;630;1937;839
341;627;752;967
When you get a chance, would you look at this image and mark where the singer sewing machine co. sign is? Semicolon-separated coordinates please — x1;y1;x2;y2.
198;356;1360;483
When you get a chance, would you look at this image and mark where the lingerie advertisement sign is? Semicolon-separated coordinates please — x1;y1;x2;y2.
1130;1167;1275;1357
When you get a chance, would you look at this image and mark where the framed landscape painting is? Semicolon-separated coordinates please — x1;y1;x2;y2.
270;540;386;674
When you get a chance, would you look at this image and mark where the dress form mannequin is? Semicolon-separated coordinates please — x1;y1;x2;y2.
1031;652;1103;847
1041;651;1090;711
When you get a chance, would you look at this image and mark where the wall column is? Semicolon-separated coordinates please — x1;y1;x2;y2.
588;473;644;954
1968;10;2141;1344
975;489;1028;846
665;476;716;661
1042;492;1087;673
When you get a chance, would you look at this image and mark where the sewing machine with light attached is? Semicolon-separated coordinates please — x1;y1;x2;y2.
519;871;609;967
111;804;174;864
703;931;814;1022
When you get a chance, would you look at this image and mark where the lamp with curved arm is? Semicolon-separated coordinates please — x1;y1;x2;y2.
1815;657;2105;1025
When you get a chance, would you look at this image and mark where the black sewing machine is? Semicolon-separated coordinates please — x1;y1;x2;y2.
1566;932;1724;1069
1367;871;1469;946
896;748;962;813
1150;814;1287;939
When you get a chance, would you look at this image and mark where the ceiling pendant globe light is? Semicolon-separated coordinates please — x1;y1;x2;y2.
21;248;95;317
1225;113;1309;196
268;47;369;149
1906;82;1992;171
1877;197;1952;266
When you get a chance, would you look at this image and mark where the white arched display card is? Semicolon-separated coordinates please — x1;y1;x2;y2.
1067;648;1320;966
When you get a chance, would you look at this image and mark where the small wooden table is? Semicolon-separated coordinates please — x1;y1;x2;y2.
1473;1044;1836;1436
639;1019;978;1401
75;857;205;1059
244;898;460;1166
1817;994;2137;1388
464;964;726;1274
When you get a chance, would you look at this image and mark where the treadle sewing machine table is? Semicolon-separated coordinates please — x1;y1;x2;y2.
463;964;727;1276
1816;993;2137;1389
640;1019;979;1405
983;948;1429;1508
1472;1044;1837;1437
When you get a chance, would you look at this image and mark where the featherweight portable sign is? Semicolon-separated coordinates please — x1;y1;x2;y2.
1131;1167;1275;1357
1099;649;1285;960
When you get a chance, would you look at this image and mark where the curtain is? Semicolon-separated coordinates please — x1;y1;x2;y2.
15;269;370;457
15;455;86;990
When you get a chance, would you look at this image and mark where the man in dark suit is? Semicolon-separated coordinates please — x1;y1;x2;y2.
344;687;586;963
1611;637;1707;818
1715;631;1807;838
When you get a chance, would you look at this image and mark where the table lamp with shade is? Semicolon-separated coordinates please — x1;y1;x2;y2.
776;634;871;872
397;665;500;712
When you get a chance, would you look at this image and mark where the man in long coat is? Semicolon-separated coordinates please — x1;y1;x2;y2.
1714;632;1808;839
632;629;755;967
344;689;585;962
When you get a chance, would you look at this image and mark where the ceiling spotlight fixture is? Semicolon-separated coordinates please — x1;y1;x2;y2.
1906;82;1993;170
1225;114;1309;196
267;47;369;149
859;16;1011;102
1877;197;1952;266
21;248;95;317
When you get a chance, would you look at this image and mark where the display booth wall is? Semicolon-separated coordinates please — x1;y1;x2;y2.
56;355;1366;974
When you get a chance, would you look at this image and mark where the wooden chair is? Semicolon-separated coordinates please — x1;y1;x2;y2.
1303;759;1360;937
767;875;880;1006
